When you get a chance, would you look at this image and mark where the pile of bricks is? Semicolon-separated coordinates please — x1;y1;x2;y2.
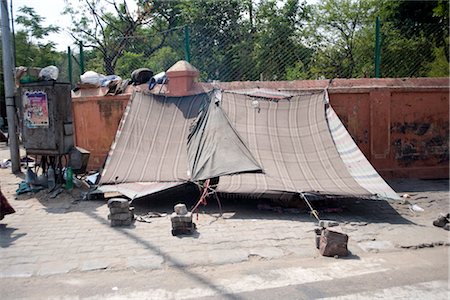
171;203;195;236
107;198;134;227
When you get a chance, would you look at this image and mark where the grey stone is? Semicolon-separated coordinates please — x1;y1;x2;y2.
319;220;339;228
171;212;192;223
110;212;132;221
174;203;188;215
111;219;132;227
110;207;130;214
433;215;449;228
107;198;129;208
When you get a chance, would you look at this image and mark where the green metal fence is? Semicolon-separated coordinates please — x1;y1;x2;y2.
75;19;448;83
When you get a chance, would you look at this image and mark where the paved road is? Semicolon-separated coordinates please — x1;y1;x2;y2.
1;144;449;299
1;247;447;299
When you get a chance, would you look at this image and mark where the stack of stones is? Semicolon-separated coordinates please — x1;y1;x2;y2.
171;203;195;236
107;198;134;227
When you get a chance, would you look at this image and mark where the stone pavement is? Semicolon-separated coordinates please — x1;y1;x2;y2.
0;145;449;279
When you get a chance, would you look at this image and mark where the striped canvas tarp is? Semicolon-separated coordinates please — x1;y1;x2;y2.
215;91;372;197
100;91;209;184
325;102;400;200
100;89;399;200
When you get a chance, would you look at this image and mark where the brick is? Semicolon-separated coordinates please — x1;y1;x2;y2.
107;198;129;208
174;203;188;215
170;212;192;223
111;219;132;227
110;207;130;214
110;212;132;221
318;220;339;228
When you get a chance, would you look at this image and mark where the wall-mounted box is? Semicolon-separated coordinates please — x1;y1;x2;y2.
19;82;73;155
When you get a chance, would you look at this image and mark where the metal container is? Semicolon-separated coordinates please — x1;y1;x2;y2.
19;82;73;155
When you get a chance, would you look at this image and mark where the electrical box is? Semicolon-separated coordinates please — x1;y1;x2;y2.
19;82;73;155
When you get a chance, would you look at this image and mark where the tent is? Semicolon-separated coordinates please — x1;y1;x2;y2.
100;89;399;201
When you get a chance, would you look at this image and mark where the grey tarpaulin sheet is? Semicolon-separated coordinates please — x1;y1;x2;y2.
187;89;263;181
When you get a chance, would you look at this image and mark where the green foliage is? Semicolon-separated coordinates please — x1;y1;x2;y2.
16;6;59;42
427;46;450;77
64;0;448;81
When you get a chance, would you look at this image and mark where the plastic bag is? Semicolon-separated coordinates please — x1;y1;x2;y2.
80;71;105;86
39;65;59;81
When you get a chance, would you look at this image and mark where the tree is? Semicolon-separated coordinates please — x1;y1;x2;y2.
253;0;312;80
14;6;63;68
64;0;181;75
378;0;449;77
307;0;377;79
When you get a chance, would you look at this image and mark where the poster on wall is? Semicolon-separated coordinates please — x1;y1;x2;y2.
23;90;49;128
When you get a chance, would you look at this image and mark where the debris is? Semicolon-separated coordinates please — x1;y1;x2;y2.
171;203;195;236
314;228;322;249
86;173;99;185
136;212;167;223
107;198;134;227
319;227;349;257
131;68;153;85
318;219;339;228
49;186;64;198
410;204;424;212
0;159;11;169
402;193;411;198
432;213;449;228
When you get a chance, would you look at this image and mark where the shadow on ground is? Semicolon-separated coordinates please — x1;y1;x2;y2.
0;224;27;248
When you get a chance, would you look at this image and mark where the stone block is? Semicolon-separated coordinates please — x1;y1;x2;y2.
174;203;188;215
170;212;192;223
111;218;132;227
319;228;349;257
110;207;130;214
107;198;129;208
318;220;339;228
110;212;132;221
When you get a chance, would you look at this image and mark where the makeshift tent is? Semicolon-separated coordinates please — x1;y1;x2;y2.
100;89;399;200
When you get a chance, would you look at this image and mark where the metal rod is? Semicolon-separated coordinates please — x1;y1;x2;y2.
79;41;85;74
299;192;320;221
184;25;191;63
1;0;21;173
374;16;381;78
68;46;73;87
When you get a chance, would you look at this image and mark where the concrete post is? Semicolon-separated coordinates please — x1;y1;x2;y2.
1;0;21;173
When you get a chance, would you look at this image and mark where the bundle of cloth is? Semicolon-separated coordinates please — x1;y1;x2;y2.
0;188;15;220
